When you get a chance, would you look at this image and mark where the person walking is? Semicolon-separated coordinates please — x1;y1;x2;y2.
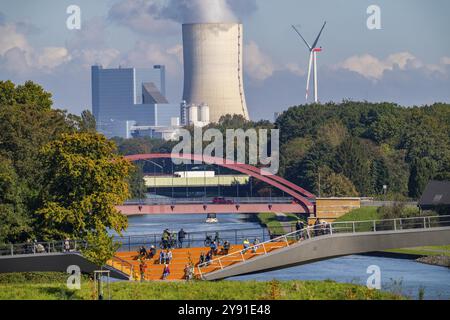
295;220;305;240
210;241;218;255
159;250;165;264
314;219;321;237
252;238;260;253
242;238;250;253
148;245;157;259
64;238;71;252
166;250;173;264
199;252;206;266
162;264;170;280
139;259;147;282
178;228;186;248
222;241;231;255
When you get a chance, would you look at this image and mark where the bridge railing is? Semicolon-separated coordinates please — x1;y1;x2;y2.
196;214;450;278
0;239;88;257
124;197;294;205
114;227;271;252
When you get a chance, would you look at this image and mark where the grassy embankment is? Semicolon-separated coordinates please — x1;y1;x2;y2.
0;272;403;300
334;207;450;257
256;212;303;235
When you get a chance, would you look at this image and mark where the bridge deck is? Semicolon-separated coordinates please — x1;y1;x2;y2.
117;203;308;215
202;226;450;280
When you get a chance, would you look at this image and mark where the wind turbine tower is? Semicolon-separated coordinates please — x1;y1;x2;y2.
292;22;326;103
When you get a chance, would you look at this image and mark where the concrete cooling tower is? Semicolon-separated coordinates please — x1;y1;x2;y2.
182;23;250;123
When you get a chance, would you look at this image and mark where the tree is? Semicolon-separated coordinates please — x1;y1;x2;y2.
79;110;97;133
35;133;132;264
0;80;53;111
0;156;30;243
129;162;146;200
334;137;373;195
318;166;358;197
408;157;436;199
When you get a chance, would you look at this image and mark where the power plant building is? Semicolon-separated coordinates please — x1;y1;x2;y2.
182;23;250;123
91;65;180;139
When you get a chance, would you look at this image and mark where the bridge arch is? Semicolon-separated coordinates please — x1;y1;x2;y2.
124;153;315;213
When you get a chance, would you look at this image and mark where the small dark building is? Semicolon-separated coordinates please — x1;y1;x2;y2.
418;180;450;213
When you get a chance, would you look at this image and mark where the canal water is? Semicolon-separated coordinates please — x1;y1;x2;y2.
122;214;450;300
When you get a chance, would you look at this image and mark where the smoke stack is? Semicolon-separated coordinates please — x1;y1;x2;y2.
182;23;249;123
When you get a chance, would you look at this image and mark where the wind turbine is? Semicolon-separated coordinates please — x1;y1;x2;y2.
292;22;326;103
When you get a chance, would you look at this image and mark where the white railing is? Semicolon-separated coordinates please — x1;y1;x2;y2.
196;214;450;279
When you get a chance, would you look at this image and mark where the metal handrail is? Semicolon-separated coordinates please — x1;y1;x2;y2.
113;226;273;250
0;239;88;257
196;214;450;279
107;256;135;280
124;196;294;205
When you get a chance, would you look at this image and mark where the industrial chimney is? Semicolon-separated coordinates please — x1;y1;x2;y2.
182;23;250;123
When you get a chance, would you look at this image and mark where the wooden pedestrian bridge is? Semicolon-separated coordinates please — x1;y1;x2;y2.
1;215;449;281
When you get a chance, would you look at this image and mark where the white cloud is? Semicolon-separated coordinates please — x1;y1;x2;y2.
108;0;252;34
36;47;71;69
0;22;71;72
121;41;183;76
284;63;305;76
244;42;306;81
244;41;276;81
337;52;449;80
0;24;30;55
441;57;450;65
108;0;178;35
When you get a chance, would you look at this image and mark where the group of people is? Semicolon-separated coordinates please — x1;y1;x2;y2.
198;239;232;267
161;228;188;249
313;219;331;236
138;245;157;260
136;245;172;281
159;249;173;264
242;238;261;253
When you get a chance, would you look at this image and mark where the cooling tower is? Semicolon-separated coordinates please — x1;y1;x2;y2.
182;23;249;123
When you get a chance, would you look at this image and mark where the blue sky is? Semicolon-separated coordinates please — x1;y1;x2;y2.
0;0;449;120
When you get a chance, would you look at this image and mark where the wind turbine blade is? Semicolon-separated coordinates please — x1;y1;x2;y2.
305;51;313;101
292;25;311;50
311;21;326;49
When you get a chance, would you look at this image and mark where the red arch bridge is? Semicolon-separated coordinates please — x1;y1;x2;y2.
116;153;316;216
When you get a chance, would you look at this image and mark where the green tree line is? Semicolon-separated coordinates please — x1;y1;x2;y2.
0;81;130;264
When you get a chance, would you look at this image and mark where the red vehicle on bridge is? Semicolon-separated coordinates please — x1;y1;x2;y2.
212;197;234;204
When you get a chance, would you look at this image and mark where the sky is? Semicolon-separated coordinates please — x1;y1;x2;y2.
0;0;449;120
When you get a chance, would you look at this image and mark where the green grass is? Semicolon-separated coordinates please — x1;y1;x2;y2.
256;212;303;235
334;206;381;222
0;273;403;300
385;246;450;257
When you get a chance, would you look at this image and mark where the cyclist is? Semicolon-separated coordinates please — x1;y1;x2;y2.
204;234;212;246
213;231;221;245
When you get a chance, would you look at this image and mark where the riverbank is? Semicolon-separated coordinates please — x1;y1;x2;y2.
0;272;403;300
256;212;303;236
